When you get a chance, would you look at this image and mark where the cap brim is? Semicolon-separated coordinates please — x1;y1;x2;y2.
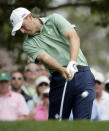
11;20;23;36
37;81;49;87
0;78;10;81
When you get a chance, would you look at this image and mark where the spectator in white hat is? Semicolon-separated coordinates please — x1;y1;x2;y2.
94;72;105;101
27;76;50;111
27;87;50;121
94;72;109;121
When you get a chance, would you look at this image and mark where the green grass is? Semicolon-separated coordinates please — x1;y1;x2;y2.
0;120;109;131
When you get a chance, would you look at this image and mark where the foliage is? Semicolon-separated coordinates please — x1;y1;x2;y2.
0;0;109;72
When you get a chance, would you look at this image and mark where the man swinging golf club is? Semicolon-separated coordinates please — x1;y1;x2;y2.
10;7;95;120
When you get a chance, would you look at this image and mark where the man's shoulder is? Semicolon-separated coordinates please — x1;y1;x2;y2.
11;91;25;100
49;13;62;18
102;91;109;99
48;13;63;20
21;83;28;90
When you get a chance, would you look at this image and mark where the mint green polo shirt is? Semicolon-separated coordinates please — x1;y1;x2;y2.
23;13;88;72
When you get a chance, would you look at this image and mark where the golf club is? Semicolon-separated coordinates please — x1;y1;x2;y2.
59;80;68;121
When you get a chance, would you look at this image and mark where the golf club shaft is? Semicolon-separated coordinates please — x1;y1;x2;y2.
59;80;68;121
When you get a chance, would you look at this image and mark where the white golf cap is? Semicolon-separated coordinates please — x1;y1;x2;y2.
10;7;31;36
36;76;50;87
95;72;105;83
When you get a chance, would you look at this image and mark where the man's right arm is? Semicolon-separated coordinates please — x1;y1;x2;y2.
37;52;71;79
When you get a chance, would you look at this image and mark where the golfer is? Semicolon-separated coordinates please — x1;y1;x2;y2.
10;7;95;119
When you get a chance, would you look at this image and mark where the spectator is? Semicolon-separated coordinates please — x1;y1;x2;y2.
28;87;50;121
69;100;99;121
11;71;32;102
94;72;109;120
91;101;99;120
0;72;29;121
22;62;40;99
27;76;50;111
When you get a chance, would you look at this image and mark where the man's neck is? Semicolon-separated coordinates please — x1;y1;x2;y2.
35;18;42;34
12;87;22;93
96;92;102;101
26;80;36;87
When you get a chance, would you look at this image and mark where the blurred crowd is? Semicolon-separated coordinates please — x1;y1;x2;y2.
0;63;109;121
0;62;50;121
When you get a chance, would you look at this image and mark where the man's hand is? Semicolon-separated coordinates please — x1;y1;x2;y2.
66;61;78;80
60;67;72;80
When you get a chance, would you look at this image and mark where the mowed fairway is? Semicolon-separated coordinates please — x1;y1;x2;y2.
0;120;109;131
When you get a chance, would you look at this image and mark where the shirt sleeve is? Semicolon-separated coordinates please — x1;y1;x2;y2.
23;39;45;62
51;13;76;35
17;94;29;116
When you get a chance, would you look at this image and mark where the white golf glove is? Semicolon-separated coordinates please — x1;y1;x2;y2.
67;61;78;80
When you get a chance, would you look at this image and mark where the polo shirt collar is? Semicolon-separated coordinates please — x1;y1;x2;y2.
40;17;48;24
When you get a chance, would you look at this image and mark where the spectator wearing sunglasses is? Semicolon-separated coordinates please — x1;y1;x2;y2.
27;76;50;111
22;62;41;100
94;72;109;120
11;71;32;102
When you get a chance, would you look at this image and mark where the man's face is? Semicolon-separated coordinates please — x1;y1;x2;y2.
20;14;39;35
24;63;40;81
94;80;104;95
0;80;10;94
11;72;24;89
